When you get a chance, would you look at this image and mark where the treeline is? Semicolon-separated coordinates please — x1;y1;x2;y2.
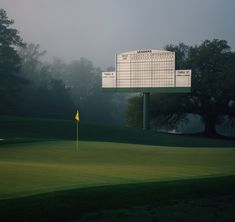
1;8;234;134
0;9;127;124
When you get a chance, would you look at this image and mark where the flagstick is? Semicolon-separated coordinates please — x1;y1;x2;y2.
76;120;78;152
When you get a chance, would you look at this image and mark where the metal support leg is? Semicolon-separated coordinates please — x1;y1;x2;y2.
143;92;150;130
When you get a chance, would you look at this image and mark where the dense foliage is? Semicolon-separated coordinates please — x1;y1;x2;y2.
0;9;25;114
0;9;127;123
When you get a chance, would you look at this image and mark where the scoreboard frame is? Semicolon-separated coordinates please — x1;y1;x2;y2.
102;50;191;93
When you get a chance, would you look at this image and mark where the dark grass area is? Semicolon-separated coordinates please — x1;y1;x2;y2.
1;116;235;147
0;176;235;222
184;131;235;140
78;195;235;222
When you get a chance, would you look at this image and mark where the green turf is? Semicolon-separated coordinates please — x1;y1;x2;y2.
1;116;235;221
0;140;235;199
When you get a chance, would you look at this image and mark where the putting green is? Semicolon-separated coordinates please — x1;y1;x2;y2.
0;140;235;199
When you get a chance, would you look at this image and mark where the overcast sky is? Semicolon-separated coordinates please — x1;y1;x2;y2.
1;0;235;69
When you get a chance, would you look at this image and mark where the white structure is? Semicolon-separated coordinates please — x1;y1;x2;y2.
102;72;116;88
102;50;191;92
102;49;192;130
116;50;175;88
175;70;192;87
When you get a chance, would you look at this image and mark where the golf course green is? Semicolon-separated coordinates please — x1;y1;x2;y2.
0;140;235;199
0;116;235;221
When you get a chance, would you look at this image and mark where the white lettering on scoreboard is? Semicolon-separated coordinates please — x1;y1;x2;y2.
116;50;175;88
175;70;191;87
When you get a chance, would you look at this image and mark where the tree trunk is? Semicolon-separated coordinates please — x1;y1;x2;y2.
203;115;217;137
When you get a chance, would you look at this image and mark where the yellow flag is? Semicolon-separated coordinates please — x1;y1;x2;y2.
75;110;80;122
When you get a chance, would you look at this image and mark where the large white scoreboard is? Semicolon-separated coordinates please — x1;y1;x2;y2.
102;50;191;93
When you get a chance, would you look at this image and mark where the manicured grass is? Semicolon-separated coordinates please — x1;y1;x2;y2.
0;116;235;221
0;140;235;199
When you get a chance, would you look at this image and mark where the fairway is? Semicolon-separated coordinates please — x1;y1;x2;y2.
1;140;235;199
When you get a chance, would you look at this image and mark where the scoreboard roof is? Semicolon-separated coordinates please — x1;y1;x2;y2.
117;49;172;55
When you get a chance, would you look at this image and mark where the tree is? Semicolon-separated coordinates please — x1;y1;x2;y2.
0;8;25;114
126;39;235;136
18;43;75;119
18;43;47;83
83;71;127;124
66;58;96;108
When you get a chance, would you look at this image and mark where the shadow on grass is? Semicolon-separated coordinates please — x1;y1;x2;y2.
0;175;235;221
0;116;235;147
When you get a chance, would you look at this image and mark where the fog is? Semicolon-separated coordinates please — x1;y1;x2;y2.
1;0;235;69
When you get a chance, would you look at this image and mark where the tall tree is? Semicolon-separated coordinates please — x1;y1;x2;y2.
18;43;75;119
66;58;96;108
0;9;25;114
126;39;235;136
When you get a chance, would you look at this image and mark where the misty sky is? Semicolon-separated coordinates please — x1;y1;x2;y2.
1;0;235;69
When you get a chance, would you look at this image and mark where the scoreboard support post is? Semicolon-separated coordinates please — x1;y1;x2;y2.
143;92;150;130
